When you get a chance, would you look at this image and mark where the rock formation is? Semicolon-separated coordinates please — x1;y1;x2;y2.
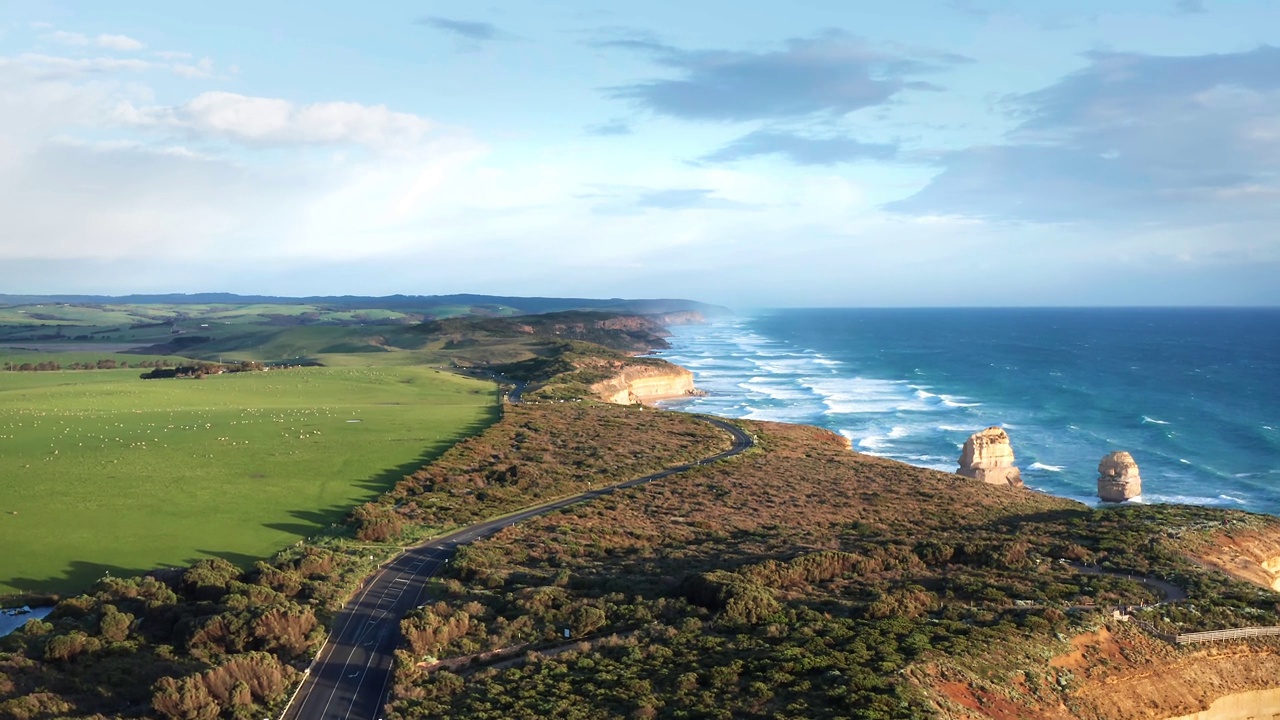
591;363;700;405
1097;451;1142;502
957;427;1024;487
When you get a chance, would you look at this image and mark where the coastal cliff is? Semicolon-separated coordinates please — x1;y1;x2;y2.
932;620;1280;720
1186;525;1280;592
590;363;699;405
1051;628;1280;720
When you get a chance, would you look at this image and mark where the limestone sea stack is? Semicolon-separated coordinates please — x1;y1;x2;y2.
957;427;1024;488
1098;451;1142;502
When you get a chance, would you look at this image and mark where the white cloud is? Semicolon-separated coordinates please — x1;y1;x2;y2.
119;91;442;150
0;53;153;79
96;34;145;52
172;57;215;79
0;49;487;266
0;31;1274;305
43;31;90;47
43;31;146;51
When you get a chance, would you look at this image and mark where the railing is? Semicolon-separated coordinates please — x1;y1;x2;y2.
1113;612;1280;646
1173;626;1280;645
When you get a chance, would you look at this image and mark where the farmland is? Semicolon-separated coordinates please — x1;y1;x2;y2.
0;366;497;596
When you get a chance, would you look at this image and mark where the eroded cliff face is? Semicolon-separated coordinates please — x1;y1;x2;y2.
1166;687;1280;720
1186;527;1280;592
1061;640;1280;720
647;311;706;327
928;625;1280;720
590;363;699;405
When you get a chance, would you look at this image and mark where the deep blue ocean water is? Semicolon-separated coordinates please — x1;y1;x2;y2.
657;309;1280;515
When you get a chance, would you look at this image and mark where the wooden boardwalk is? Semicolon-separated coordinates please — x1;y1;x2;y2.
1173;626;1280;645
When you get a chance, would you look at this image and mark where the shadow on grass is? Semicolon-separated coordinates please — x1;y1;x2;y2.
192;549;264;569
3;560;156;599
262;401;503;541
346;403;502;496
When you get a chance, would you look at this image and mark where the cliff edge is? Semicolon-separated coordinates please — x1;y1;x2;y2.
591;362;699;405
1185;523;1280;592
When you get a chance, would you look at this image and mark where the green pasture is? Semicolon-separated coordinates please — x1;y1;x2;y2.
0;305;161;327
0;349;191;368
0;302;416;330
0;366;497;596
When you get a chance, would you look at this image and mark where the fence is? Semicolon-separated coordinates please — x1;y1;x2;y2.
1173;626;1280;645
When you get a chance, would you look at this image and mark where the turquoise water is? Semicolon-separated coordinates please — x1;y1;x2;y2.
658;309;1280;514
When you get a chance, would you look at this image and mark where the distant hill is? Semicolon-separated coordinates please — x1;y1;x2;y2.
413;310;681;355
0;293;731;317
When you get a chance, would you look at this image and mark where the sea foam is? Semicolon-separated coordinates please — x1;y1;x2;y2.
1029;462;1065;472
656;310;1280;517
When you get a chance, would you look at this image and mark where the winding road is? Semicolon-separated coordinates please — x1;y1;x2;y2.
1070;562;1188;603
279;415;753;720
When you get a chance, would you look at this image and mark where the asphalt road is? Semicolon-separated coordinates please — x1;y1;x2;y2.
279;415;752;720
1070;562;1188;603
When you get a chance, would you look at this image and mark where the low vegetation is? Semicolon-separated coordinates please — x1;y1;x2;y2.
380;421;1280;720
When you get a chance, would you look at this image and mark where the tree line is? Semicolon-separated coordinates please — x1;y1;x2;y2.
2;359;177;372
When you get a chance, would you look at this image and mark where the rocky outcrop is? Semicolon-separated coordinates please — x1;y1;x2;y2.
1098;451;1142;502
591;363;700;405
931;623;1280;719
647;311;706;327
1186;527;1280;592
957;427;1023;487
1054;628;1280;720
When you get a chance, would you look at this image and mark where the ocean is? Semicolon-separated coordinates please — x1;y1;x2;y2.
657;308;1280;515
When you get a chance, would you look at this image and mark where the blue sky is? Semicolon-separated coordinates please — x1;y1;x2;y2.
1;0;1277;306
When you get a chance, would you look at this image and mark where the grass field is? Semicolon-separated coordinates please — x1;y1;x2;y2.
0;303;418;327
0;366;498;596
0;349;191;368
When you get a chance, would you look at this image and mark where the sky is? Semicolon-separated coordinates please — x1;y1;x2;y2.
0;0;1278;307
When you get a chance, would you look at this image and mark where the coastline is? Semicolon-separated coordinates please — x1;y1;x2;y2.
653;312;1280;518
655;356;1280;720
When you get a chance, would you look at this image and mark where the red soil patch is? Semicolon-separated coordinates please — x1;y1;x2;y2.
937;681;1041;720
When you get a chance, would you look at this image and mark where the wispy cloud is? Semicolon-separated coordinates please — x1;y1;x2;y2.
1174;0;1206;14
585;118;632;136
947;0;993;19
415;16;513;42
603;30;966;122
42;31;145;51
171;57;217;79
699;130;897;165
0;53;154;78
636;188;737;209
585;185;758;215
889;46;1280;226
